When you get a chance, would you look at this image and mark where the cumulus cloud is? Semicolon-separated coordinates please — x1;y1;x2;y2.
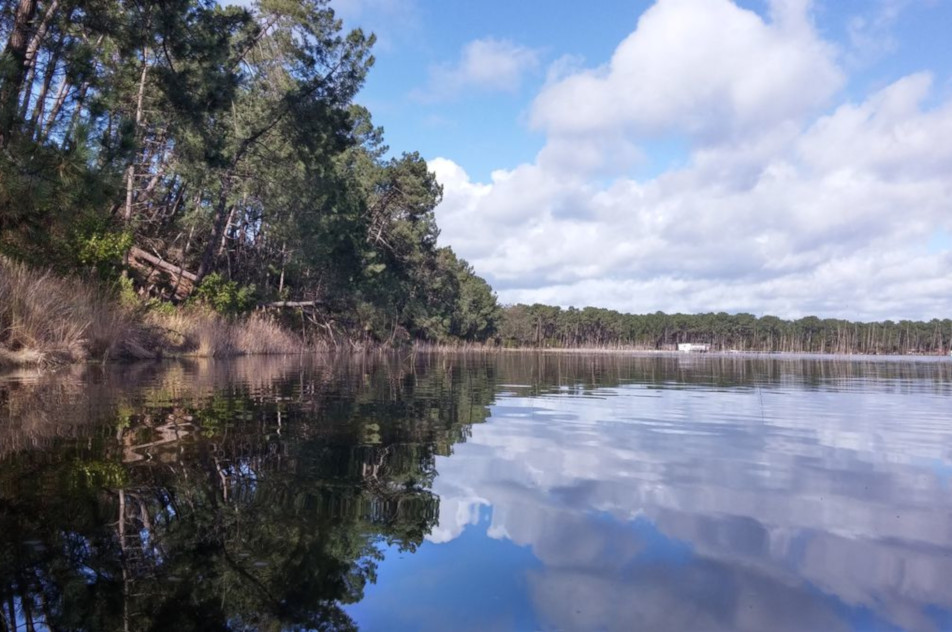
430;0;952;321
530;0;842;145
415;38;541;102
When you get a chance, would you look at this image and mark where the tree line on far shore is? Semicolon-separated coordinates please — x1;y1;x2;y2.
499;304;952;355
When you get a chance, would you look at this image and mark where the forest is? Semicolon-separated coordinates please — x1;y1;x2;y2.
0;0;500;347
499;304;952;355
1;1;949;357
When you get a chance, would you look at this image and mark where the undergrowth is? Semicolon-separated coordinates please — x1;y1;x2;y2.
0;257;301;368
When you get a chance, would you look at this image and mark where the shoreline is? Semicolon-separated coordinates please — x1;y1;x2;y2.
5;340;950;371
3;257;949;372
412;345;952;359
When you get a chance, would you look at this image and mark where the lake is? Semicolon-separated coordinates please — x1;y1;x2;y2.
1;352;951;631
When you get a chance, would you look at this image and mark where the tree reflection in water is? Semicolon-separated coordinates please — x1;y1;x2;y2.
0;354;497;631
2;352;950;631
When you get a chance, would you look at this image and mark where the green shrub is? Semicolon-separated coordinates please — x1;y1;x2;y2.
76;228;133;279
116;275;140;309
192;273;257;316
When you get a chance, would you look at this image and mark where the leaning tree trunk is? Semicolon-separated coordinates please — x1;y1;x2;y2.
124;48;150;222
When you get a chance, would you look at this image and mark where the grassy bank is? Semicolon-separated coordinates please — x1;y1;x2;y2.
0;258;300;368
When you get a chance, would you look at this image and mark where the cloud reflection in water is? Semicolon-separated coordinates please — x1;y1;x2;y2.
357;358;952;632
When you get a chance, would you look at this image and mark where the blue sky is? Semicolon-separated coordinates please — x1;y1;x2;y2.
347;0;649;179
348;0;951;179
338;0;952;320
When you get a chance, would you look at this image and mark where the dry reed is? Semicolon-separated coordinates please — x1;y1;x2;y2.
149;308;300;357
0;257;304;367
0;257;149;367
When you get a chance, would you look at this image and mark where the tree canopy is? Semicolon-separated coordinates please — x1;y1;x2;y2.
0;0;501;345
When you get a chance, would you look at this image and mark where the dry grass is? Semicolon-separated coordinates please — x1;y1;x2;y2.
0;257;303;368
0;256;151;367
232;312;300;355
150;308;300;357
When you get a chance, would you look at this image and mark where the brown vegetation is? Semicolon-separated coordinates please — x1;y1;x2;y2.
0;257;302;368
0;257;147;366
149;309;301;358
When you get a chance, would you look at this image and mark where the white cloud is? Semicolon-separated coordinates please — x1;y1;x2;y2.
415;38;541;102
796;72;952;179
530;0;842;145
430;0;952;321
422;383;952;631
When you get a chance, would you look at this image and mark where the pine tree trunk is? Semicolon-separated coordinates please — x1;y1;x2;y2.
0;0;40;145
16;0;59;120
124;50;150;222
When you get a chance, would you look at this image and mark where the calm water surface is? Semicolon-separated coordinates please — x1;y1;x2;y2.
1;353;951;631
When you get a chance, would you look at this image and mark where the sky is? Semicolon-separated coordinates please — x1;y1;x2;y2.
340;0;952;321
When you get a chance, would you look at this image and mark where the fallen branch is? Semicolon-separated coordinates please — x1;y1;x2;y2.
260;300;324;308
129;247;197;282
127;246;197;300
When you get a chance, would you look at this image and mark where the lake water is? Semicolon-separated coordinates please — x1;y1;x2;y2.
1;352;951;631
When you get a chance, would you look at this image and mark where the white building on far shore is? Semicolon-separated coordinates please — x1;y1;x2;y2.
677;343;710;353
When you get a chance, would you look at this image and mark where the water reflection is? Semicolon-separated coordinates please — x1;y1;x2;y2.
1;353;951;631
362;354;952;632
0;354;496;631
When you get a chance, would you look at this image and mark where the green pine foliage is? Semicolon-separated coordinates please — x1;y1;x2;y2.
0;0;501;345
191;272;257;316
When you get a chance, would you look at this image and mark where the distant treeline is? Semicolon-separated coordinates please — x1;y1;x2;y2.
499;304;952;355
0;0;500;345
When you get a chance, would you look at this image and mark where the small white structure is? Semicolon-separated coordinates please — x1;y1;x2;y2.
678;343;710;353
